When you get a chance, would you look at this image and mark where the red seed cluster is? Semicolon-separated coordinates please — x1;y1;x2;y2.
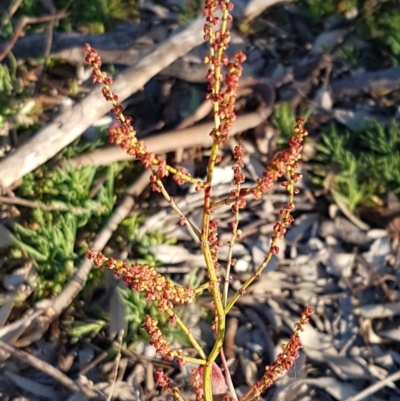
155;370;172;392
242;306;314;400
203;1;246;144
232;141;245;186
173;167;189;186
207;219;221;269
256;119;308;255
86;250;195;312
83;44;142;157
252;118;308;200
230;140;247;213
190;367;204;401
204;1;233;43
84;1;313;397
207;52;246;143
83;44;195;188
144;316;183;362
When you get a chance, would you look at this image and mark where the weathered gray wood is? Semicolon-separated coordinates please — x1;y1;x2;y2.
330;67;400;100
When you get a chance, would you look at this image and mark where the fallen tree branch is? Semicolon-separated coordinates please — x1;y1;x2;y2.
1;0;290;62
0;23;150;62
0;15;207;191
330;67;400;101
65;79;275;168
345;369;400;401
67;98;275;169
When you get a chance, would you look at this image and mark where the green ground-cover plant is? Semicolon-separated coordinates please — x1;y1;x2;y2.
311;122;400;210
360;1;400;64
0;51;35;136
2;0;140;35
5;138;112;297
273;102;297;148
302;0;358;21
302;0;400;67
10;161;115;298
84;1;313;400
179;0;204;24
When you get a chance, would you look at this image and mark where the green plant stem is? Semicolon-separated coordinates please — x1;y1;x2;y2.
202;3;232;400
223;198;240;307
200;199;226;401
155;177;201;241
164;305;207;361
225;168;296;315
195;282;210;295
183;356;207;365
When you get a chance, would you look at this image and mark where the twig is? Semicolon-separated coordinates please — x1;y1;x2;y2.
0;339;95;397
330;67;400;101
1;0;24;25
346;369;400;401
79;350;108;377
0;195;88;214
66;79;276;167
34;0;58;94
0;15;208;190
0;310;43;344
0;12;68;62
219;349;238;401
107;329;124;401
155;177;201;243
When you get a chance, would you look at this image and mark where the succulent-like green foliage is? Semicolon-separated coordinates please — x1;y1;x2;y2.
312;122;400;210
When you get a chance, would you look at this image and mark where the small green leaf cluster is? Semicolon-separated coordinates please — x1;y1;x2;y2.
10;144;116;298
312;122;400;210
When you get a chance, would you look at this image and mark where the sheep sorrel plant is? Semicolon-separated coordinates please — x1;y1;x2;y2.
84;1;312;400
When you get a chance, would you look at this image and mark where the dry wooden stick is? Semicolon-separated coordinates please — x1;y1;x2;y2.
0;12;67;62
330;66;400;101
1;0;24;25
2;0;289;63
34;0;59;95
0;339;95;397
106;330;124;401
345;369;400;401
67;79;274;169
0;15;207;191
67;106;275;169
